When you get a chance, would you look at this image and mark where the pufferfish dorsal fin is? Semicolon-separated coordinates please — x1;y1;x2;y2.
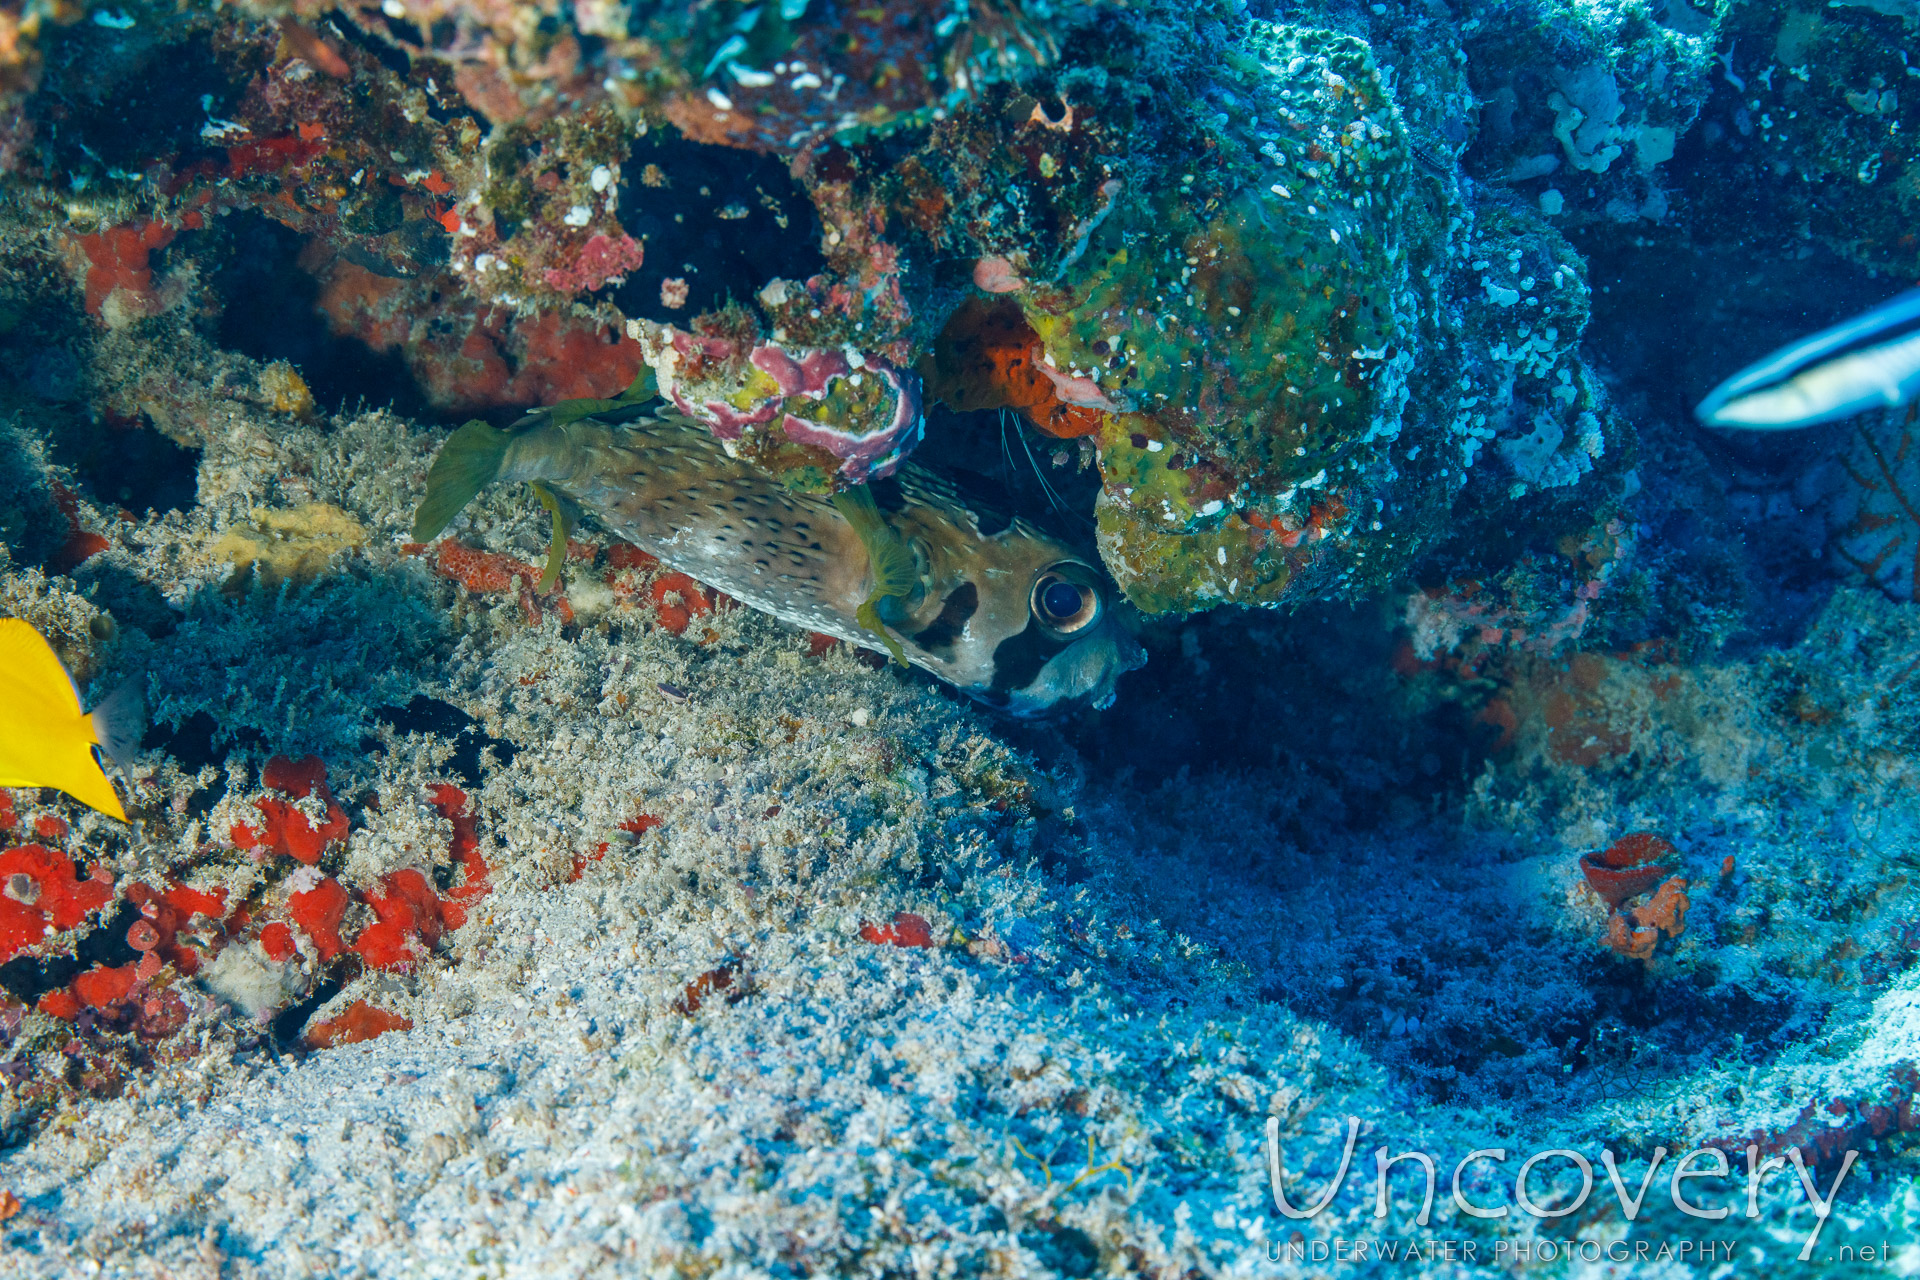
893;468;1016;538
515;365;661;431
893;468;963;515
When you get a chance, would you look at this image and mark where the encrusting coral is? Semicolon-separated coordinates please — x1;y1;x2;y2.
0;0;1653;629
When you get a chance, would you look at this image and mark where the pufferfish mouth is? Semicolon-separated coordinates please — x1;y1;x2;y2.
998;623;1147;717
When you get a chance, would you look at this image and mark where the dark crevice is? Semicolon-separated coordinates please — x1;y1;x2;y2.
208;211;437;420
0;901;140;1006
611;127;828;324
48;412;199;517
270;972;350;1051
27;29;256;180
143;710;240;771
372;695;519;786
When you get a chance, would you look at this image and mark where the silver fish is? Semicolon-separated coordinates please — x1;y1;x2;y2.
1696;288;1920;429
413;401;1145;716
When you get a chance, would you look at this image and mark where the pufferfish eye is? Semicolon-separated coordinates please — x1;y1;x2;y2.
1030;563;1101;635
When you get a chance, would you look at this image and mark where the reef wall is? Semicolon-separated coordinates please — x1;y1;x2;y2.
0;0;1731;624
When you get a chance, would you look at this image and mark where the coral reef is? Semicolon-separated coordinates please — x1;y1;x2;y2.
1686;0;1920;281
0;0;1655;625
1812;406;1920;603
1;0;1919;1274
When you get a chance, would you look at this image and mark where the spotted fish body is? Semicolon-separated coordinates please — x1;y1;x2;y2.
429;405;1145;715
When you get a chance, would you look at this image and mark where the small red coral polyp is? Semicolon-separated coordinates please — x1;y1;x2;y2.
354;869;447;969
76;220;175;318
401;310;643;414
232;755;350;865
651;572;713;635
430;784;489;929
1580;833;1679;911
48;481;110;572
1605;876;1692;960
433;540;535;594
423;540;573;625
287;874;351;959
540;232;646;295
37;988;82;1020
510;313;645;404
305;1000;413;1048
605;543;658;572
223;132;326;179
71;963;137;1010
259;921;297;962
122;879;230;977
259;783;485;973
0;845;114;963
861;912;935;948
673;961;742;1015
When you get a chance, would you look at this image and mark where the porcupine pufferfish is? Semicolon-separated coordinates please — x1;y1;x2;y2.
413;383;1145;716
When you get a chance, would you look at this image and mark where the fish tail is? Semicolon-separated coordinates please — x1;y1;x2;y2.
85;677;143;824
88;678;144;773
412;420;515;542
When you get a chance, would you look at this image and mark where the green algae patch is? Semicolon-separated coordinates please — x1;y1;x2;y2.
1020;25;1422;614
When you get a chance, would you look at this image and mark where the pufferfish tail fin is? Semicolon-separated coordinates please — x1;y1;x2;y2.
412;420;512;543
411;421;575;591
413;366;659;554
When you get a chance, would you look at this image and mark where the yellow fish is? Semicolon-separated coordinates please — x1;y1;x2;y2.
0;618;141;822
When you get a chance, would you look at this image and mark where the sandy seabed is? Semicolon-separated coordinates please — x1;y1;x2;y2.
0;316;1915;1278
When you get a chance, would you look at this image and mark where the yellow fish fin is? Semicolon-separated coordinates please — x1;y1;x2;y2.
44;740;128;822
0;617;82;716
0;618;130;822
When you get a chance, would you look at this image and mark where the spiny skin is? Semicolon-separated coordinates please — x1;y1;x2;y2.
501;409;1145;715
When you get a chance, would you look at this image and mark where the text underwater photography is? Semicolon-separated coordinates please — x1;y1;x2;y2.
1255;1116;1900;1270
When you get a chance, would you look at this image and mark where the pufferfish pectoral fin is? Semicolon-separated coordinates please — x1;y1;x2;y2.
0;618;130;821
830;486;918;667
